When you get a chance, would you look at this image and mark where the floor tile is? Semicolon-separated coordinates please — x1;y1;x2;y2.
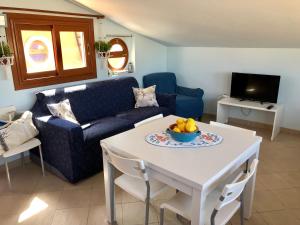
0;194;31;215
56;189;92;210
51;207;89;225
257;173;291;190
231;213;268;225
122;202;158;225
35;174;66;192
260;210;300;225
253;189;285;212
272;188;300;209
87;204;122;225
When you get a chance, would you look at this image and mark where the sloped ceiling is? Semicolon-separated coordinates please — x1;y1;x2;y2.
73;0;300;47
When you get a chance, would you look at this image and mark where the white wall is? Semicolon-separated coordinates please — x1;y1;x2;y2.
0;0;167;112
167;47;300;130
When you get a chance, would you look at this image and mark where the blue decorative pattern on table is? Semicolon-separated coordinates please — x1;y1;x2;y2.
145;131;223;148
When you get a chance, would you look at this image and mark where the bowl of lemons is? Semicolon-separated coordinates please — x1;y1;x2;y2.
166;118;200;142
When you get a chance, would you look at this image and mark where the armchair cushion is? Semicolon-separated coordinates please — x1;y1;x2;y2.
176;95;204;118
176;86;204;98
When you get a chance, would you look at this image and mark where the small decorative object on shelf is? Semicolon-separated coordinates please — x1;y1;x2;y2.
94;40;112;59
0;36;14;67
128;62;134;73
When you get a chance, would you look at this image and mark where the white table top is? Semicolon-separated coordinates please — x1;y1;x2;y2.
101;115;262;189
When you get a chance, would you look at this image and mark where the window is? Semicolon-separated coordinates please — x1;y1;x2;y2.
108;38;129;72
6;13;96;90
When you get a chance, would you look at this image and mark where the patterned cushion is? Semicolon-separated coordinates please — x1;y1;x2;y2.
132;85;159;108
47;99;79;124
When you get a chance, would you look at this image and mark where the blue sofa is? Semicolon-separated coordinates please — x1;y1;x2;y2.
31;77;176;183
143;72;204;118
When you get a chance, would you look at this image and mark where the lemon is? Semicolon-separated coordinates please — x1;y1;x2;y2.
187;118;195;124
176;118;185;124
177;122;186;132
173;127;181;133
185;122;197;132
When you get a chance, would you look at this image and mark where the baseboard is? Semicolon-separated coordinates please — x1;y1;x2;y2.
203;113;300;135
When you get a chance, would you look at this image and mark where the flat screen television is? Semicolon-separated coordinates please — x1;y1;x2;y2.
230;72;281;103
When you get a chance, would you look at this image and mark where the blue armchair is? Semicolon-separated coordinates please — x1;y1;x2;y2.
143;72;204;118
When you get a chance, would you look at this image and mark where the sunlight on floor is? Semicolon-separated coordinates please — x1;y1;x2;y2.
18;197;48;223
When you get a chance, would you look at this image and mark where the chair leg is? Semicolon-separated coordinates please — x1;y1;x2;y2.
159;208;164;225
240;192;244;225
5;159;11;188
145;197;150;225
21;152;25;167
39;145;45;176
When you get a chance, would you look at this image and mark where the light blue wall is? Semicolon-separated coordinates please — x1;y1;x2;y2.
0;0;167;165
0;0;167;112
167;47;300;130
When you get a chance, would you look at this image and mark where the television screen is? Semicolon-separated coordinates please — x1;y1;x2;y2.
230;73;281;103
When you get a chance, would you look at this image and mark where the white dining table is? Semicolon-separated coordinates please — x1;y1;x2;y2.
100;115;262;225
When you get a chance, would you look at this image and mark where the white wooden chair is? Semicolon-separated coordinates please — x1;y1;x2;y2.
1;138;45;188
134;114;163;128
102;144;168;225
159;159;259;225
209;121;256;136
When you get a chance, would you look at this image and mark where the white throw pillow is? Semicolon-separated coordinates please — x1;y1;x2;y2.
47;99;79;124
132;85;159;108
0;111;39;154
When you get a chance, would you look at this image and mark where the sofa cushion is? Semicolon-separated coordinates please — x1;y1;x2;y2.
83;117;133;146
116;107;170;124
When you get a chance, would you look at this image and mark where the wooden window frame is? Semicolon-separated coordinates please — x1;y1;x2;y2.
6;13;96;90
108;38;129;72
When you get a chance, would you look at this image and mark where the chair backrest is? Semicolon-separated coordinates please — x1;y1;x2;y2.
134;114;163;128
0;106;16;122
210;121;256;136
215;159;259;210
102;143;149;181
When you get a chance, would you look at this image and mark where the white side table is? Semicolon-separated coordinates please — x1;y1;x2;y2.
217;97;284;141
1;138;45;187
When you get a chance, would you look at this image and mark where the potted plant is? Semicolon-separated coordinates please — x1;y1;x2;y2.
0;41;14;66
94;40;112;58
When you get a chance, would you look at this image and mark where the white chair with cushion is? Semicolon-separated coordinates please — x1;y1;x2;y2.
102;144;168;225
210;121;256;136
134;114;163;128
1;138;45;188
159;159;259;225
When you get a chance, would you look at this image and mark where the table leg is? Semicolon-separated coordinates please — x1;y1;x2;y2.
191;188;207;225
217;103;230;124
271;106;283;141
103;148;116;225
244;147;259;219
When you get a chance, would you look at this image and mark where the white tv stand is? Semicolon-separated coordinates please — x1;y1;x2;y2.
217;97;283;141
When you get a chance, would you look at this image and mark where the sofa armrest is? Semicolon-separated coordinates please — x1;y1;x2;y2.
156;93;176;114
176;85;204;98
35;116;84;182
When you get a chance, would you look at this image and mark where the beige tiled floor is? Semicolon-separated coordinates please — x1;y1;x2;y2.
1;124;300;225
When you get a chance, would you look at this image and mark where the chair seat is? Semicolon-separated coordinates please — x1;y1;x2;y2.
161;191;241;225
115;174;168;202
2;138;41;158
